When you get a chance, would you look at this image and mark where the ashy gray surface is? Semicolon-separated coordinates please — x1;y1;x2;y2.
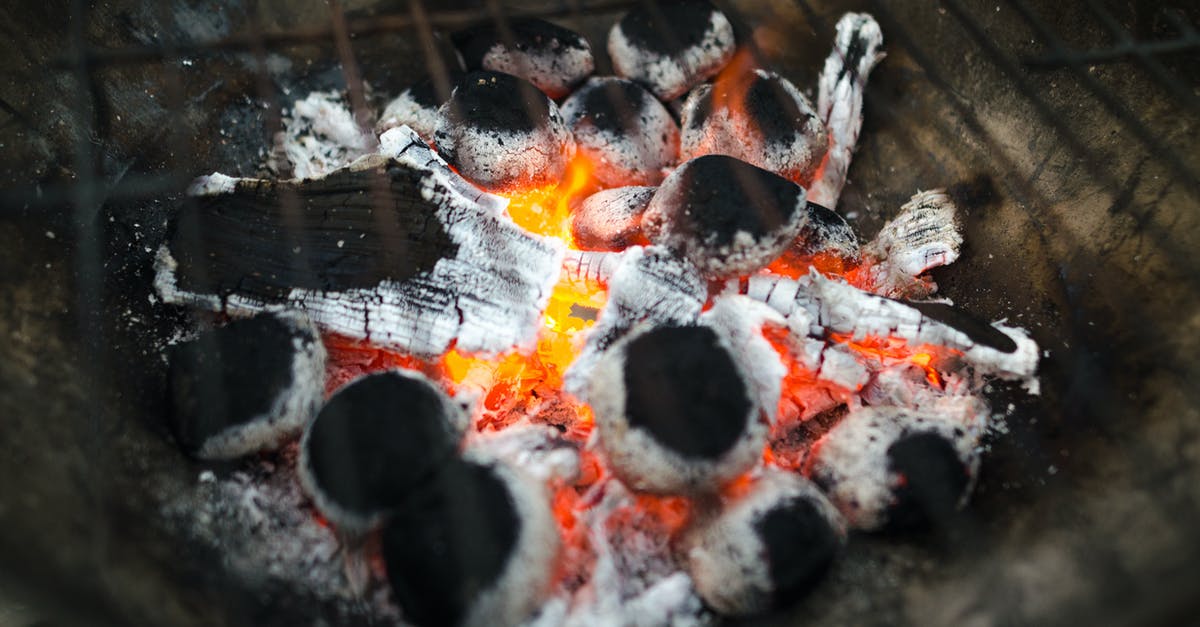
0;1;1198;626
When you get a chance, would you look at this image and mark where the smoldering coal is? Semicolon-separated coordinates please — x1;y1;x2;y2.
560;77;680;187
608;0;736;101
571;186;655;251
454;18;594;99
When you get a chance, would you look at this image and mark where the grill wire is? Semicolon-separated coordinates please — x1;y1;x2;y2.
0;0;1198;625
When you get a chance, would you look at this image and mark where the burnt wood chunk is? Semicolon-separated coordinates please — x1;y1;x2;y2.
570;186;655;251
453;18;594;99
902;300;1020;354
298;370;465;531
644;155;808;278
383;456;557;627
166;312;325;460
434;71;575;191
684;470;844;616
681;70;828;185
795;201;860;258
560;77;680;187
608;0;736;101
157;128;564;357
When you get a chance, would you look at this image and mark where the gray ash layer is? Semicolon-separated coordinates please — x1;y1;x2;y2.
454;18;594;99
681;70;828;186
378;74;462;141
157;126;565;358
166;312;325;461
434;71;575;191
571;186;656;251
608;1;736;101
643;155;808;279
560;77;679;187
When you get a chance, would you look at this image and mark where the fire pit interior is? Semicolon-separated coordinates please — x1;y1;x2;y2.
1;1;1198;626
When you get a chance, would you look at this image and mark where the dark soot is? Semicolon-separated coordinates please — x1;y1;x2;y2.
622;325;751;459
169;164;458;301
755;497;840;608
576;79;653;136
167;315;299;455
664;155;802;246
383;460;521;627
306;372;459;516
885;432;970;529
743;73;810;143
902;300;1019;353
454;18;588;68
618;0;721;56
441;71;551;134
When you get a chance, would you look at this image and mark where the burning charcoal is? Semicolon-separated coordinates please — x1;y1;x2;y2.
382;454;558;627
157;126;564;357
643;155;809;279
680;69;828;186
809;399;986;530
739;271;1040;384
587;324;770;494
166;312;325;460
570;186;655;251
453;18;594;99
560;77;680;187
809;13;885;208
608;0;736;101
862;190;961;297
298;370;468;531
377;74;462;141
793;201;860;259
684;470;844;615
434;71;575;191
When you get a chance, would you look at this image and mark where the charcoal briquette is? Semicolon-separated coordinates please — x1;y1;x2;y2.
608;0;736;101
453;18;594;99
560;77;679;187
685;470;844;615
166;311;325;461
434;71;575;191
570;186;655;251
680;70;828;185
643;154;808;278
298;370;467;531
382;455;557;627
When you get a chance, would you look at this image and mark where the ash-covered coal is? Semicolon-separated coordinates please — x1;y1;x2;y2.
560;77;679;187
434;71;575;191
607;0;736;101
570;186;655;251
166;312;325;461
454;18;594;99
680;69;828;185
378;74;461;141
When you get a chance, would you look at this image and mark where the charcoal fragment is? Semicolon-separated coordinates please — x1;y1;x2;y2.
680;69;828;185
560;77;679;187
685;470;844;615
298;370;467;531
587;324;768;494
377;73;462;140
383;455;557;627
608;0;736;101
434;71;575;191
884;432;971;529
643;155;808;279
454;18;594;99
570;186;655;251
166;312;325;460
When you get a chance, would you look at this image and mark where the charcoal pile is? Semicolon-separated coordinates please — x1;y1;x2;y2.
154;6;1040;627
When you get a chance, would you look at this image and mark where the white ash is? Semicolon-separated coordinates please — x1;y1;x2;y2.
158;126;565;358
740;270;1040;383
469;424;582;486
560;77;680;187
861;189;962;298
809;397;988;530
559;249;624;287
683;469;845;616
808;13;885;209
564;246;706;397
570;186;655;251
699;296;786;426
679;70;828;185
608;2;736;101
159;449;400;620
377;85;442;141
196;312;327;461
269;90;378;180
185;171;238;196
